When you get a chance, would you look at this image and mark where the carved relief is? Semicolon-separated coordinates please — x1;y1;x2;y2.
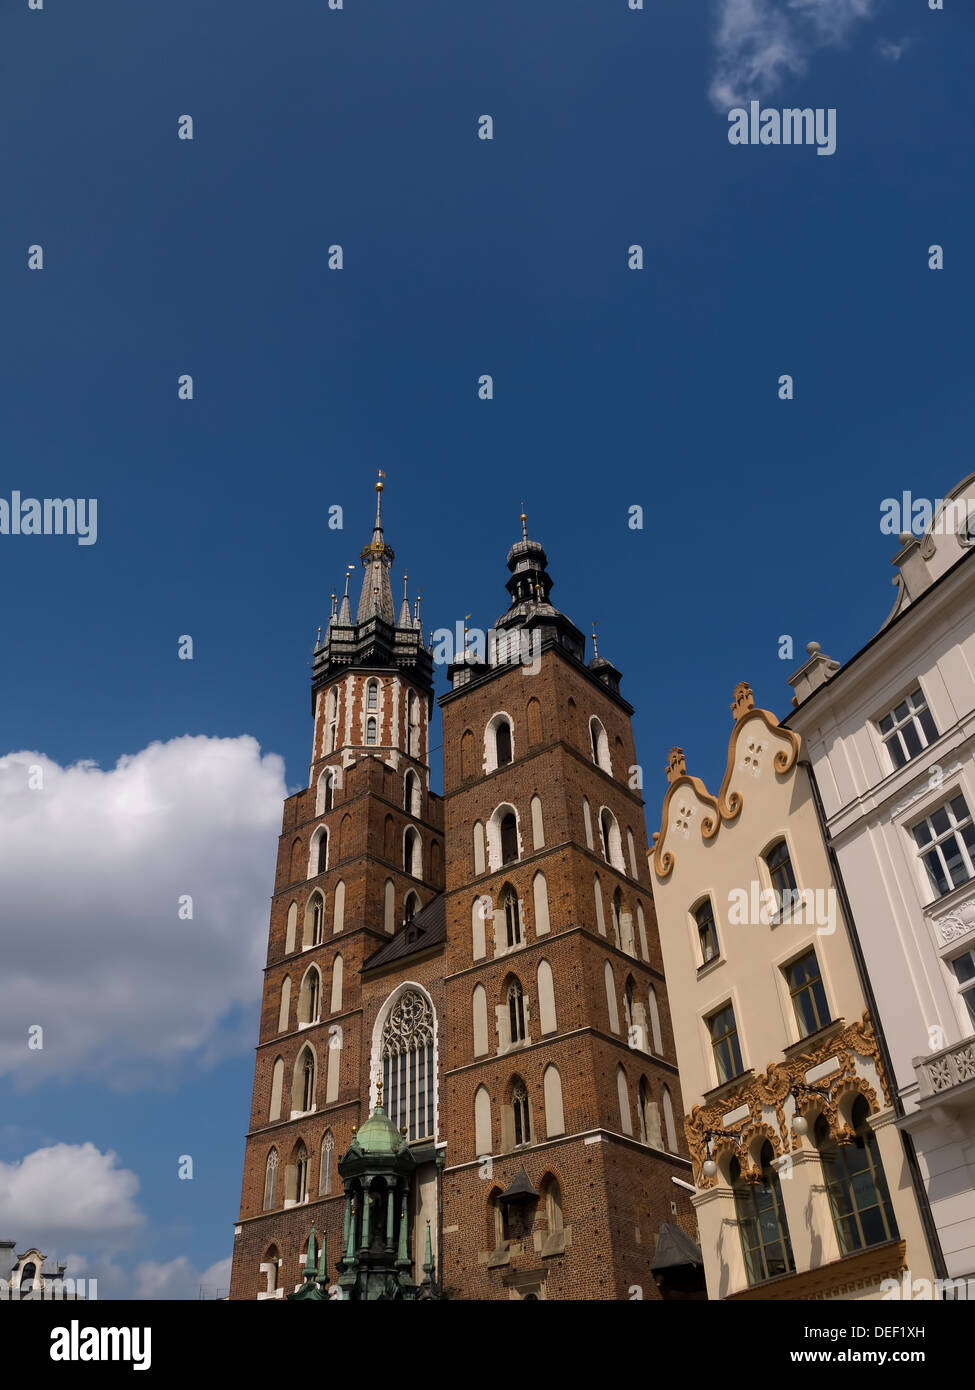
685;1013;890;1185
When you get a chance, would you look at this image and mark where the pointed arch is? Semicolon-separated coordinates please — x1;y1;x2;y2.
527;697;543;745
637;902;649;961
472;983;489;1057
277;976;291;1033
537;958;557;1034
472;896;487;960
404;889;420;921
599;806;625;870
404;826;421;877
611;887;623;948
263;1147;279;1210
501;883;522;949
292;1044;317;1114
303;891;325;949
371;982;438;1142
617;1064;632;1135
532;870;550;935
329;954;343;1014
487;803;521;869
626;827;638;878
297;966;322;1025
339;813;353;857
593;873;606;935
485;712;514;772
404;769;421;816
289;838;303;882
474;1084;492;1156
543;1064;565;1138
648;985;663;1054
384;813;396;861
582;797;594;850
384;878;395;932
604;960;620;1033
269;1056;284;1122
325;1029;340;1102
285;1138;309;1205
662;1085;678;1152
473;820;486;875
530;794;545;849
590;717;612;774
332;879;345;933
285;900;298;955
461;728;475;780
319;1130;334;1196
406;689;420;757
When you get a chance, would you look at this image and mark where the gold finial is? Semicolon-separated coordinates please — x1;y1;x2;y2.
374;470;386;527
520;503;528;542
316;624;322;646
376;1072;384;1107
730;682;754;720
463;613;471;652
666;747;686;784
591;621;599;659
403;573;409;600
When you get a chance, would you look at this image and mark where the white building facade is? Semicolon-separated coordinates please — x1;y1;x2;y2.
787;472;975;1284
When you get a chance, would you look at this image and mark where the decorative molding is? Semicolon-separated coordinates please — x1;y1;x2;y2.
891;763;962;819
651;685;800;881
932;894;975;946
685;1012;890;1185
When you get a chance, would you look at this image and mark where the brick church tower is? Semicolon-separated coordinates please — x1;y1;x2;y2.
228;488;699;1302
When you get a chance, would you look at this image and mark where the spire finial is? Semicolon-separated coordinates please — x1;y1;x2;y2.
520;502;528;542
343;566;354;598
403;573;409;599
316;624;322;648
375;469;386;527
376;1070;384;1108
463;613;471;653
591;620;599;659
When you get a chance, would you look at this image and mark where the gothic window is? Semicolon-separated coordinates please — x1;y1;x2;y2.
527;697;543;745
295;1142;309;1204
367;680;378;711
322;769;334;813
500;812;518;864
600;808;624;870
815;1098;898;1256
461;729;475;779
319;1131;334;1196
325;689;338;754
611;888;623;948
544;1177;564;1240
404;891;419;922
303;892;325;949
623;976;635;1034
648;985;662;1053
263;1148;278;1210
637;1079;650;1145
366;716;377;746
662;1085;678;1151
407;691;419;756
404;827;420;876
292;1045;317;1114
381;989;436;1143
298;967;321;1025
589;717;611;773
732;1143;795;1285
508;979;526;1043
404;770;421;816
495;720;512;766
316;829;328;876
513;1081;531;1147
503;886;522;948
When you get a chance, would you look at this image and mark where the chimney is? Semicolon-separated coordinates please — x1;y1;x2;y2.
788;641;840;705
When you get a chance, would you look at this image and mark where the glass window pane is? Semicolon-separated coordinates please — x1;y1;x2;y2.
918;707;938;743
902;723;922;760
879;714;894;735
951;795;969;823
923;849;950;897
945;836;971;890
932;807;950;837
894;701;910;723
914;821;932;848
952;953;975;985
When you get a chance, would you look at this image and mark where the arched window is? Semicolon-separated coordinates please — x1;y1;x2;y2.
303;892;325;949
473;820;486;875
404;770;421;816
500;812;518;864
298;967;321;1025
290;838;303;882
495;720;512;766
472;983;489;1057
381;989;436;1142
583;798;594;850
530;795;544;849
366;716;377;746
20;1262;37;1296
330;954;343;1013
404;827;420;876
316;829;328;876
319;1131;334;1196
261;1245;280;1295
815;1097;898;1255
648;985;662;1053
604;960;619;1033
285;901;298;954
537;958;557;1034
732;1142;795;1285
294;1142;309;1204
513;1080;531;1147
590;717;611;773
325;688;338;754
527;697;543;745
695;898;719;963
623;975;635;1034
637;1078;650;1145
333;879;346;933
662;1085;678;1151
263;1148;279;1210
475;1085;492;1156
543;1067;565;1138
627;827;638;878
472;896;487;959
277;976;291;1033
616;1065;632;1135
542;1176;564;1246
384;878;395;933
611;888;623;948
292;1045;317;1115
367;680;378;711
404;891;420;922
600;808;624;870
407;690;419;756
317;766;336;815
637;902;648;961
503;886;522;948
461;729;475;779
508;979;526;1044
765;838;798;917
269;1056;284;1121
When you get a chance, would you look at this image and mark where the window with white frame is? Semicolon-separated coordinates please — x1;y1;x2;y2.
878;688;938;770
381;989;435;1142
912;794;975;899
950;948;975;1030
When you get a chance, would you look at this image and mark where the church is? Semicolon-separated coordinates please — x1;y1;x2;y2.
228;480;702;1301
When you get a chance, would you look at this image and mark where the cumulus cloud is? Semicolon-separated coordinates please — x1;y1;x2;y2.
877;37;912;62
709;0;878;109
0;1143;143;1252
0;735;286;1087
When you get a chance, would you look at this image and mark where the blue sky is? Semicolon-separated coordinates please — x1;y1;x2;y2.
0;0;971;1296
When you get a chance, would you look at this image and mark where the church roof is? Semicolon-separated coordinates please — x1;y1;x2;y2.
362;894;446;972
650;1221;703;1272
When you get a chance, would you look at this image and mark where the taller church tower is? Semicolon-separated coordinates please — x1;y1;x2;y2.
229;494;699;1301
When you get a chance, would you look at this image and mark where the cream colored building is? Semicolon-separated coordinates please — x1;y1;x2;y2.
786;472;975;1284
650;682;936;1299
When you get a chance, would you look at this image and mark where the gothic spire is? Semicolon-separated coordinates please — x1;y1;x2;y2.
356;474;396;625
398;573;412;628
337;565;354;624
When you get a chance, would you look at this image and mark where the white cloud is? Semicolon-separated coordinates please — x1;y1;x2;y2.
0;1143;143;1252
877;37;912;62
0;735;286;1087
128;1254;233;1300
709;0;878;109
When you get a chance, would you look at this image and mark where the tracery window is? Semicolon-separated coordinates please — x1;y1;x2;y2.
381;990;435;1142
513;1082;531;1147
508;980;526;1043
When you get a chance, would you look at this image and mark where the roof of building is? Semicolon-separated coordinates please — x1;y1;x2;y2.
650;1221;704;1272
361;894;446;972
